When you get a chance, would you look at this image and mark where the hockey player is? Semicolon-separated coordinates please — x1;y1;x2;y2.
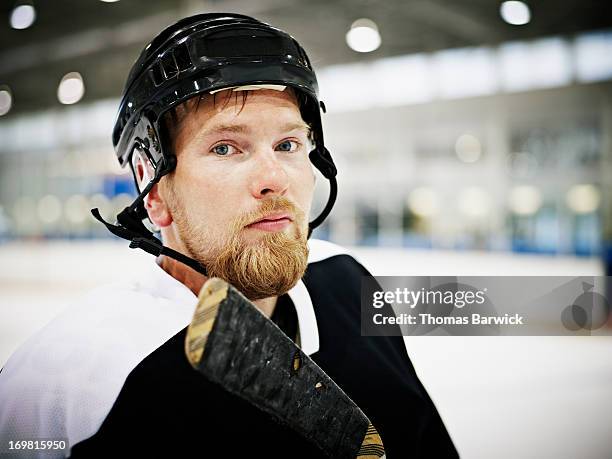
0;13;457;458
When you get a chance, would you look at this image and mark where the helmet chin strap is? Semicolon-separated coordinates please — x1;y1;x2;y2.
91;147;337;276
91;172;210;276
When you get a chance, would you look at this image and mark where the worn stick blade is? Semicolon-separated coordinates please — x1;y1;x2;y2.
185;277;228;366
185;277;385;458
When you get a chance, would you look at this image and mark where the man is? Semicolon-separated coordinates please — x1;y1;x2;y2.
0;13;457;458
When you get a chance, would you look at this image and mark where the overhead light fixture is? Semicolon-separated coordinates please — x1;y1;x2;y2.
10;3;36;30
57;72;85;105
346;18;381;53
38;195;62;225
457;187;491;218
566;184;600;214
407;187;439;218
0;87;12;116
455;134;482;163
500;1;531;26
508;185;542;215
64;195;89;224
99;0;120;2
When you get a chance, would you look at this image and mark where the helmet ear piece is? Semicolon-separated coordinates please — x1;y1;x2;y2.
128;148;158;225
161;153;177;175
135;201;149;221
309;146;337;179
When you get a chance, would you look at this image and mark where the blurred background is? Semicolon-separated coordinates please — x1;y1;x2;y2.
1;1;611;458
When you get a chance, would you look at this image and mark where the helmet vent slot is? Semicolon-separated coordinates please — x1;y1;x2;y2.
150;64;164;87
160;53;179;80
173;43;193;72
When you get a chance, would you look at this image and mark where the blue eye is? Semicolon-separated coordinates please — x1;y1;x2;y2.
212;144;233;156
276;140;296;152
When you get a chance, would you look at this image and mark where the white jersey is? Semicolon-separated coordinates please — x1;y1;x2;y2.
0;239;456;458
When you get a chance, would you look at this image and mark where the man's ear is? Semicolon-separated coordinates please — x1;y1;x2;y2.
146;181;173;228
132;150;173;228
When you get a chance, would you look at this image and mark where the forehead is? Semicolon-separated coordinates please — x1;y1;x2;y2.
167;88;307;147
168;88;309;153
207;87;300;114
178;88;303;125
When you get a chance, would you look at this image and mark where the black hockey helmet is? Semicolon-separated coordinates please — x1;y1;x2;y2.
93;13;337;275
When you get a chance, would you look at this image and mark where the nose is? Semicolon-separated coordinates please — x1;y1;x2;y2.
248;149;290;199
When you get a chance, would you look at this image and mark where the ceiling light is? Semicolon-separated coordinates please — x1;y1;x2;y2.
64;195;89;224
10;4;36;30
57;72;85;105
500;1;531;26
457;187;491;218
455;134;482;163
407;187;439;218
508;185;542;215
0;87;12;116
566;184;600;214
38;195;62;224
346;18;381;53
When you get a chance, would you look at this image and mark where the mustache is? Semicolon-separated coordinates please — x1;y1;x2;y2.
234;197;302;229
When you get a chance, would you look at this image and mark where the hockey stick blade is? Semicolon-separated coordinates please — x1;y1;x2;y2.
185;277;385;459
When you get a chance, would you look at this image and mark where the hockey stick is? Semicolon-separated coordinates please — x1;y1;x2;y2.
185;277;385;459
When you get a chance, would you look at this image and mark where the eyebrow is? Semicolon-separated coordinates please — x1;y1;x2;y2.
201;121;311;138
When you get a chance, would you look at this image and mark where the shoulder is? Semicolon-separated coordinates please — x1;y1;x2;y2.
303;239;375;312
307;239;370;270
0;267;195;451
307;238;373;276
307;238;351;263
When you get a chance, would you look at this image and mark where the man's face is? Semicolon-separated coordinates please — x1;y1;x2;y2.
158;88;315;300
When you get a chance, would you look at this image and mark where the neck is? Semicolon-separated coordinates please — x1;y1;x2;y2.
158;254;278;318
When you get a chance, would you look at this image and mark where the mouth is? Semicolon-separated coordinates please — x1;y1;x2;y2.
246;212;293;232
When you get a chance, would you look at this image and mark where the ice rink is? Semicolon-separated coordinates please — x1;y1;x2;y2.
1;241;610;458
